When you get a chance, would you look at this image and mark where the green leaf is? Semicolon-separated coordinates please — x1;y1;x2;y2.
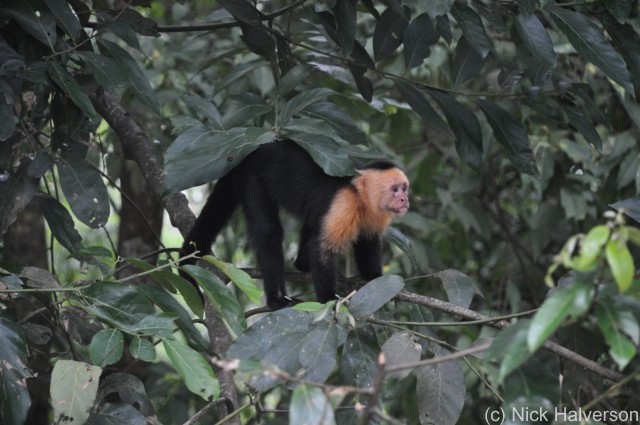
130;312;177;338
600;12;640;92
45;0;82;40
513;13;556;66
605;237;635;292
298;321;344;383
373;8;408;62
89;329;125;367
427;89;483;170
135;283;207;348
528;279;592;351
384;226;417;275
439;269;475;308
604;0;633;22
183;94;224;130
279;64;313;95
381;331;421;379
450;3;491;58
129;337;156;362
83;281;155;329
3;0;56;46
94;373;154;418
596;303;637;369
34;192;83;252
547;5;634;95
302;102;367;145
476;99;538;176
163;127;274;193
394;80;451;135
564;105;603;151
51;360;102;425
47;61;100;122
574;225;610;271
290;384;335;425
0;318;32;425
293;302;326;312
289;133;355;177
57;151;110;228
451;36;485;87
349;275;405;318
278;88;335;127
340;326;379;388
98;40;160;113
222;93;272;129
162;339;219;401
218;0;261;25
416;346;465;425
203;256;263;304
336;0;357;56
182;265;247;338
403;13;438;69
485;320;532;383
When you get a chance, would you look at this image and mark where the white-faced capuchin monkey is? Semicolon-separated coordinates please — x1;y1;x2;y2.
181;139;409;310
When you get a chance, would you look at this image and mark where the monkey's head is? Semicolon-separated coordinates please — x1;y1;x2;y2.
355;167;410;216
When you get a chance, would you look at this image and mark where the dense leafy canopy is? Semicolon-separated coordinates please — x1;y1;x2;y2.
1;0;640;424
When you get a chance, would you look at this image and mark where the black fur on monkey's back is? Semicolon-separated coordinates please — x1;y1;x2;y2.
182;139;397;309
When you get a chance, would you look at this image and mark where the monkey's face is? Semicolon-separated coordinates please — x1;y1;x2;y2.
387;179;410;215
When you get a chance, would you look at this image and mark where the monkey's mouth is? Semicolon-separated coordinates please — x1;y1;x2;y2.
392;204;409;215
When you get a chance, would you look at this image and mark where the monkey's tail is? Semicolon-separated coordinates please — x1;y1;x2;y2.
181;174;239;262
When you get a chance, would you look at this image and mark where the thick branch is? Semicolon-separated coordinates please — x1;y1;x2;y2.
90;90;194;235
91;90;240;424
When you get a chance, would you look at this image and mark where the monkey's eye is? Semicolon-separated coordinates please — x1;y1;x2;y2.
391;185;399;193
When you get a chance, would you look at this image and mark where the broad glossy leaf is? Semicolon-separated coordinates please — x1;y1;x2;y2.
476;100;538;176
596;303;637;369
451;36;484;87
439;269;475;308
58;151;110;228
183;94;224;130
573;225;610;271
4;0;56;46
336;0;357;56
384;226;417;275
290;385;335;425
90;329;125;367
227;309;314;391
404;13;438;69
289;133;355;176
450;3;491;58
547;5;634;95
340;326;379;388
600;12;640;91
203;256;263;304
163;127;274;193
135;282;207;347
278;88;335;127
182;265;247;338
428;90;483;170
47;61;100;122
605;238;634;292
51;360;102;425
279;64;313;95
162;339;219;401
27;151;53;178
94;373;154;418
299;321;344;383
604;0;633;21
514;13;556;66
394;80;451;135
382;331;421;379
45;0;82;40
349;275;404;318
416;346;465;425
0;318;32;425
610;197;640;225
564;105;603;151
303;102;367;145
99;40;160;113
528;279;592;351
129;337;156;361
218;0;261;25
34;192;83;252
130;312;177;338
83;281;155;328
222;93;272;129
373;8;408;62
485;320;532;383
